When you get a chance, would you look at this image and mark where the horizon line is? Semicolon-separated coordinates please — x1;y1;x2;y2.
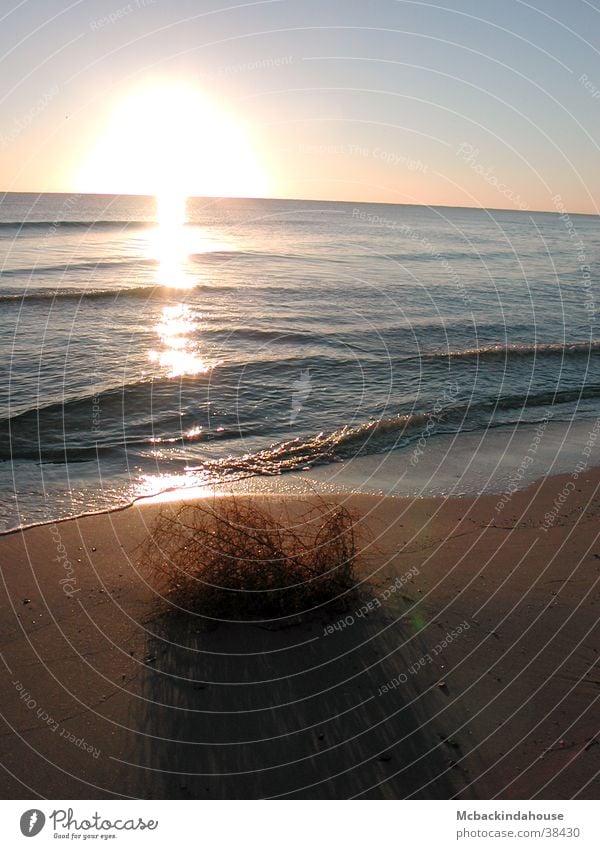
0;190;597;218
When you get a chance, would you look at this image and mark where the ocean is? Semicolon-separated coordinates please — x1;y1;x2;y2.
1;192;598;530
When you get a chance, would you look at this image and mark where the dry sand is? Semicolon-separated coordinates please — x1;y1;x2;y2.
0;468;598;799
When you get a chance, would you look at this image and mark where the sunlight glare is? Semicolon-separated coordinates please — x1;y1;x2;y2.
157;191;187;231
148;304;214;378
77;80;258;287
76;79;268;198
152;192;192;288
135;473;219;502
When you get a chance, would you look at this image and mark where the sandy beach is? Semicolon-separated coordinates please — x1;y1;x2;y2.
0;468;598;800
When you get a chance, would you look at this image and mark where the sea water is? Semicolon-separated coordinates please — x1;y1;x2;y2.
0;193;598;528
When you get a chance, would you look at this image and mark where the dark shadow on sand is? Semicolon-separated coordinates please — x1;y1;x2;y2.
130;600;474;799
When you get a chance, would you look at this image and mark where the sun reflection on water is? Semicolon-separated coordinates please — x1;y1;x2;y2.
148;303;213;378
150;193;193;288
147;192;233;289
135;472;218;502
145;196;230;377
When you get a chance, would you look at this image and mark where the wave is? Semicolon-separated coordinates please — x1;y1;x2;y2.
0;280;252;304
188;249;330;264
181;415;427;483
425;340;600;362
482;384;600;410
0;377;203;462
0;257;156;278
204;326;323;345
1;374;599;464
0;219;156;232
0;277;373;305
0;284;165;305
180;387;596;482
189;249;275;262
381;250;518;263
0;351;370;435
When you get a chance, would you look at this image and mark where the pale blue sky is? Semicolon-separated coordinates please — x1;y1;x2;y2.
1;0;599;211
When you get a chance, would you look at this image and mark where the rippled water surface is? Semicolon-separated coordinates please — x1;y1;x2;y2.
1;193;598;528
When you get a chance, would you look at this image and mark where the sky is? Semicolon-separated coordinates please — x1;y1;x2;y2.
0;0;599;212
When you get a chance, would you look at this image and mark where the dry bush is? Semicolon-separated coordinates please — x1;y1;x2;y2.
140;495;361;618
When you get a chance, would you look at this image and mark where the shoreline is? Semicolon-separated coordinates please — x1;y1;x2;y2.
0;467;599;798
3;414;599;535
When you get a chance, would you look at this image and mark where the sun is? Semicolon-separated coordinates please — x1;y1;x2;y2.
75;79;268;201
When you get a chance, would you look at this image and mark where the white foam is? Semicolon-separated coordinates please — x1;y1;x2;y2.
288;417;600;498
